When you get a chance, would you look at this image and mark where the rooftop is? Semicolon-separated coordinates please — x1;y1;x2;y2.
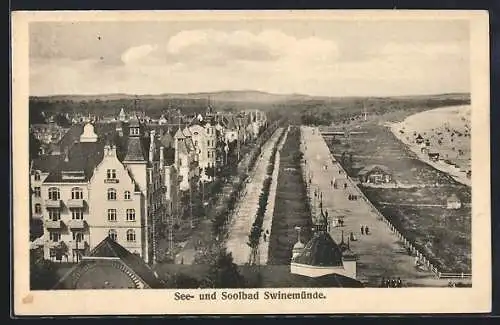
292;231;344;268
53;237;164;289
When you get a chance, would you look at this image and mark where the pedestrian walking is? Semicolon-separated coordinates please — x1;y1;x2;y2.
360;225;364;235
391;278;397;288
397;277;402;288
365;226;370;235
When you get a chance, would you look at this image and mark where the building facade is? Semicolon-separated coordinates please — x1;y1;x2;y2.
34;118;187;264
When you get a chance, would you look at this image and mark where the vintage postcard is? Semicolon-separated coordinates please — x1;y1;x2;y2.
12;10;491;315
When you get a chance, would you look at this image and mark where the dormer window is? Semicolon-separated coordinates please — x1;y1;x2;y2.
130;127;140;136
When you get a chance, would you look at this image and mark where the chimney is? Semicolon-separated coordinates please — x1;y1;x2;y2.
149;130;156;163
160;146;165;169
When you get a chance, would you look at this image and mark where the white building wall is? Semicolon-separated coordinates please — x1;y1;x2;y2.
89;147;145;259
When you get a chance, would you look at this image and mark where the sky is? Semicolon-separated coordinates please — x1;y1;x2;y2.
29;19;470;97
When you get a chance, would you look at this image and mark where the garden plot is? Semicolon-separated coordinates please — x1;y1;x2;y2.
267;127;313;265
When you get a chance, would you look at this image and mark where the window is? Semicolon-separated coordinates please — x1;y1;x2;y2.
207;140;210;147
33;187;41;197
108;229;117;241
48;187;60;200
126;209;136;221
71;187;83;199
49;210;60;221
72;231;84;242
106;169;116;179
130;127;140;136
107;209;117;222
49;232;61;242
194;140;198;147
34;203;42;214
124;191;131;200
126;229;136;242
34;172;41;181
107;188;117;200
72;209;83;220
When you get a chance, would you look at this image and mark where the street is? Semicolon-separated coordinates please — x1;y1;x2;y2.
300;126;435;285
226;128;284;265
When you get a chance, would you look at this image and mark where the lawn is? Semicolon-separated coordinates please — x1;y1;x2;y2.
327;113;472;274
267;126;313;265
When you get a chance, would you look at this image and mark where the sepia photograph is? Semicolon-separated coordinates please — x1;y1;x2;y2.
12;10;491;315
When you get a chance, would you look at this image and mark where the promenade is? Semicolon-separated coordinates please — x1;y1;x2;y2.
300;126;435;286
226;128;284;265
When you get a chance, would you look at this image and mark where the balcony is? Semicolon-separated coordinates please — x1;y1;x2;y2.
67;219;87;230
45;219;63;229
45;199;62;209
70;240;88;250
104;178;119;184
67;199;85;209
47;240;63;249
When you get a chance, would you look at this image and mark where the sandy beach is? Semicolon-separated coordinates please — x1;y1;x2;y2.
387;105;471;187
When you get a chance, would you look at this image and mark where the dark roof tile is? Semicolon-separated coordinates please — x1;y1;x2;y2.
31;155;63;173
123;137;147;162
292;231;344;267
53;237;164;289
43;141;105;183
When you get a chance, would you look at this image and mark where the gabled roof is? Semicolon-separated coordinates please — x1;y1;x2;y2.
174;128;185;139
292;231;344;267
358;164;390;175
53;237;164;289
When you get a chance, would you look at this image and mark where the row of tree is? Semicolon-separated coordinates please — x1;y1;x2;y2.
247;129;287;253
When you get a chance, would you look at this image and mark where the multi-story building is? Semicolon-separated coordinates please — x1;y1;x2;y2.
188;119;217;182
33;116;187;265
173;126;199;191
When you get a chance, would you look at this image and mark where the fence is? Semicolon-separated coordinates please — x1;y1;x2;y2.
438;272;472;279
301;126;472;280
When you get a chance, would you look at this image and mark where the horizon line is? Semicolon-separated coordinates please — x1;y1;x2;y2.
29;89;471;99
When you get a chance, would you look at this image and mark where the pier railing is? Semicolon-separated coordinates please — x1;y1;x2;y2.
300;126;472;280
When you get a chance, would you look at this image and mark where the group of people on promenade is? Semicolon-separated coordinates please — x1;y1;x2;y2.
380;277;403;288
360;225;370;235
